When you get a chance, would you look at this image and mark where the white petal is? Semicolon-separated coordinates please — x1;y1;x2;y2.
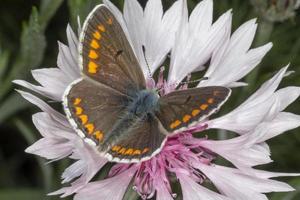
179;174;230;200
195;164;295;200
199;18;273;87
246;168;300;179
26;138;73;159
156;181;174;200
16;90;66;122
31;112;73;139
53;143;108;197
14;68;71;101
168;0;232;84
200;135;272;168
273;86;300;112
57;42;80;80
62;160;85;183
123;0;148;77
144;0;182;73
66;24;79;62
73;167;137;200
25;112;75;159
257;112;300;142
244;66;288;104
208;67;288;134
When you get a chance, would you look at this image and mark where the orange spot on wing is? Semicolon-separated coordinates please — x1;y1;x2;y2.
73;98;81;105
112;146;120;152
98;24;105;32
90;40;100;49
95;131;104;141
200;104;209;110
89;50;99;59
93;31;101;40
170;120;182;129
192;109;200;116
208;98;214;104
85;123;95;134
79;115;88;124
75;107;83;115
118;148;126;155
88;61;98;74
142;148;150;154
125;148;134;155
133;149;141;155
183;115;192;123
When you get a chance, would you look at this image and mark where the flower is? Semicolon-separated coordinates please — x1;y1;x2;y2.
14;0;300;199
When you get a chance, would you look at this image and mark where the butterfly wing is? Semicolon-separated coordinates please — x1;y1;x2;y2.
64;5;146;150
79;4;146;95
156;87;231;133
105;114;167;163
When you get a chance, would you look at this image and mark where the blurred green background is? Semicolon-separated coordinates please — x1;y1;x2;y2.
0;0;299;199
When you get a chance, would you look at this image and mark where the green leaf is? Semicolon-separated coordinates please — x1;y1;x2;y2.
0;189;44;200
0;7;46;100
39;0;64;31
19;7;46;70
123;182;140;200
0;49;10;80
0;93;29;124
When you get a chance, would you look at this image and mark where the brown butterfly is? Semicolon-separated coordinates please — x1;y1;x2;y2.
63;5;231;163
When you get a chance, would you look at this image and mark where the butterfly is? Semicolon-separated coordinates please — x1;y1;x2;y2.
63;4;231;163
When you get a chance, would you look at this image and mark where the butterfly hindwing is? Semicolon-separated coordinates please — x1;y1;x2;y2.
64;79;130;145
106;114;167;163
156;86;231;133
79;5;146;95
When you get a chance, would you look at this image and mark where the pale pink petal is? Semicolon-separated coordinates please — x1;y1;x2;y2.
196;163;295;200
247;168;300;179
144;0;182;73
207;66;288;134
51;143;108;197
199;135;272;168
168;0;232;84
57;41;80;80
16;90;66;122
25;112;75;159
198;18;273;87
73;167;137;200
179;174;230;200
123;0;148;77
254;112;300;142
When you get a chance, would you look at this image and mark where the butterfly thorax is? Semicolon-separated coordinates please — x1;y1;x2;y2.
128;89;160;117
97;89;160;152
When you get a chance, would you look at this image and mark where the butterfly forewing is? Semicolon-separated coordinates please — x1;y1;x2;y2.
157;87;231;133
80;5;146;95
